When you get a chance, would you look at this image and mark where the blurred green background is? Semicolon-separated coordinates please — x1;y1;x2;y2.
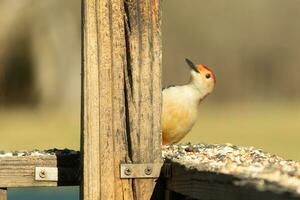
0;0;300;161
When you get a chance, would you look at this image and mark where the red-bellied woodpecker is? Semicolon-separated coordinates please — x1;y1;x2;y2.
162;58;216;144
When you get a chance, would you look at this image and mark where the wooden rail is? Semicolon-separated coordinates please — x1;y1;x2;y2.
1;145;300;200
0;149;79;188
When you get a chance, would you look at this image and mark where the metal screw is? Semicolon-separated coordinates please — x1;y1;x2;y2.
124;167;132;176
144;166;152;175
39;169;46;178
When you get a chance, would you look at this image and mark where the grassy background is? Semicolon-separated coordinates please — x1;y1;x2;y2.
0;109;80;151
1;102;300;161
183;102;300;161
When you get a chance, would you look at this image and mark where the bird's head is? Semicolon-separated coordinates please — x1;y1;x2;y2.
185;58;216;94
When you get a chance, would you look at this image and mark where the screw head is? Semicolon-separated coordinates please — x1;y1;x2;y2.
124;167;132;176
144;166;152;175
39;169;46;178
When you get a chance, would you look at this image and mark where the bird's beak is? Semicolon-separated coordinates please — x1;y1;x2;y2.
185;58;200;73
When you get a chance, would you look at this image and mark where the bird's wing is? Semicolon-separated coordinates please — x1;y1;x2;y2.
162;85;175;91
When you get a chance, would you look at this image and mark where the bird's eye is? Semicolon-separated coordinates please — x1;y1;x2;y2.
205;73;211;79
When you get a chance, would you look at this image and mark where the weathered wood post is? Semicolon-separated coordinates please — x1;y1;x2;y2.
81;0;162;199
0;189;7;200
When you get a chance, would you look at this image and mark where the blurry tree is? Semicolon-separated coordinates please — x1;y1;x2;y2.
0;0;81;108
0;0;300;108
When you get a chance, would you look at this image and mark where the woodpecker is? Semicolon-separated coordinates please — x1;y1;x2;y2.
162;58;216;144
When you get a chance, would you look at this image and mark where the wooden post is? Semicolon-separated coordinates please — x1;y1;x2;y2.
81;0;162;200
0;189;7;200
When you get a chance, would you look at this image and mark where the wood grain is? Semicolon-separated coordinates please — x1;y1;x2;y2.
0;154;79;187
124;0;162;199
81;0;162;200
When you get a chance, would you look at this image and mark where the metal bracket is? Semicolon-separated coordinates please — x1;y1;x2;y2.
35;167;58;181
120;163;163;178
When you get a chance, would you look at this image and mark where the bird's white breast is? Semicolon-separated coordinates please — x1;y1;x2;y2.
162;85;199;144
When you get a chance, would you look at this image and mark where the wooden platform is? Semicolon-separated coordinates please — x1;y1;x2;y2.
160;144;300;200
1;144;300;200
